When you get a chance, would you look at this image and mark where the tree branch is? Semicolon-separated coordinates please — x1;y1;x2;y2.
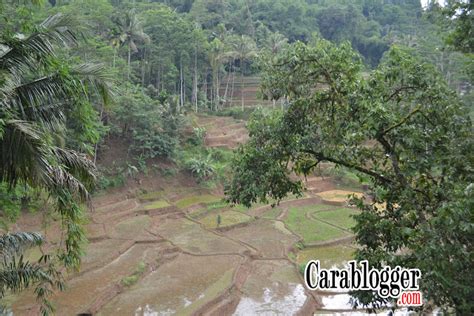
302;149;395;185
384;85;417;102
380;104;422;136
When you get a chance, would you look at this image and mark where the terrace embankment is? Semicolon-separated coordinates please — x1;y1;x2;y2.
10;114;366;315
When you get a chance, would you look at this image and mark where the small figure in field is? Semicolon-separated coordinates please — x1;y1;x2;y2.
217;214;222;227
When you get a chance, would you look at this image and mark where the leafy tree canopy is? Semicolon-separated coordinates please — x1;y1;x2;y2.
226;39;473;313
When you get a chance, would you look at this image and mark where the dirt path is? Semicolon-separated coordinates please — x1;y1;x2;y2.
277;207;289;221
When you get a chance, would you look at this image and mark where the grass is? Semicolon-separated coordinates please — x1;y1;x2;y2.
175;194;221;209
206;200;229;211
285;206;349;243
114;215;151;238
296;243;355;268
181;269;235;314
121;261;146;287
141;200;170;210
199;210;252;229
138;191;164;201
313;208;359;230
317;190;363;203
262;207;284;219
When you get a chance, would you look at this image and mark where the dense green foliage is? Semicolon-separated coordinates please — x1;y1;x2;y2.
226;39;473;313
0;8;112;313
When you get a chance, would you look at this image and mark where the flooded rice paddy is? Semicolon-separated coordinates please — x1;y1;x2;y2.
9;182;409;315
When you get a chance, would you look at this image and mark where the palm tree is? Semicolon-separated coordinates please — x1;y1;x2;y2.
265;32;288;54
112;9;150;80
208;38;227;110
0;232;63;314
0;13;111;314
231;35;257;110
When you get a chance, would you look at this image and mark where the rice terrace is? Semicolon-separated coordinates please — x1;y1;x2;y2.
8;114;368;315
1;1;472;315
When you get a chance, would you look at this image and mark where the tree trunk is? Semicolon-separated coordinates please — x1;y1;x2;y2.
127;42;132;81
216;68;220;111
223;60;232;108
94;106;104;165
203;70;208;106
192;46;198;112
241;65;245;111
156;65;160;91
230;64;235;106
179;56;183;112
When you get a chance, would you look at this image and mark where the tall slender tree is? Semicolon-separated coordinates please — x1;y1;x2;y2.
231;35;257;110
112;9;150;81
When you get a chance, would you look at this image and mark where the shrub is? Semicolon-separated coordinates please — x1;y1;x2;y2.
185;155;215;182
188;127;206;146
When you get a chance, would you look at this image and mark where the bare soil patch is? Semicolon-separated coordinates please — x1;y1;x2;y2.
224;219;299;258
154;217;246;255
98;253;241;315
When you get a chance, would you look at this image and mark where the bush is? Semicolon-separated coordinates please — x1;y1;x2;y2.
121;261;146;287
185;155;215;182
187;127;206;146
111;84;180;159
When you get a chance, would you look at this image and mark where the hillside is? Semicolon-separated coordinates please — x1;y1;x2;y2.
9;114;369;315
217;76;273;108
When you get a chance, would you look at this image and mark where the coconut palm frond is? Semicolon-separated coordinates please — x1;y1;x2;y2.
6;62;114;125
9;75;70;122
0;13;78;76
70;63;115;106
0;254;60;296
0;257;49;292
47;166;91;203
0;120;46;187
0;232;44;258
51;147;96;185
0;253;63;314
0;120;93;202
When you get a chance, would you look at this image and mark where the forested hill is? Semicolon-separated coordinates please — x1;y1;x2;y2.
0;0;471;210
13;0;469;109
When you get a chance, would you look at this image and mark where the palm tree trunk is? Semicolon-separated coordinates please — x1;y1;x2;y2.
203;70;208;106
223;61;232;107
179;56;183;112
156;65;160;91
192;46;198;112
216;68;220;111
141;46;146;86
127;42;132;80
241;65;244;111
230;64;235;106
94;106;104;164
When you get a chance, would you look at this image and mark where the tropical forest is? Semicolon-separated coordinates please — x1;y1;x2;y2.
0;0;472;315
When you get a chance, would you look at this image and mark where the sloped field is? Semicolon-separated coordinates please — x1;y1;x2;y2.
10;115;367;315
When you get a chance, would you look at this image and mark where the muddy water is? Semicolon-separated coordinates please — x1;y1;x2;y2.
234;260;310;315
10;184;367;315
99;254;241;315
234;284;307;315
